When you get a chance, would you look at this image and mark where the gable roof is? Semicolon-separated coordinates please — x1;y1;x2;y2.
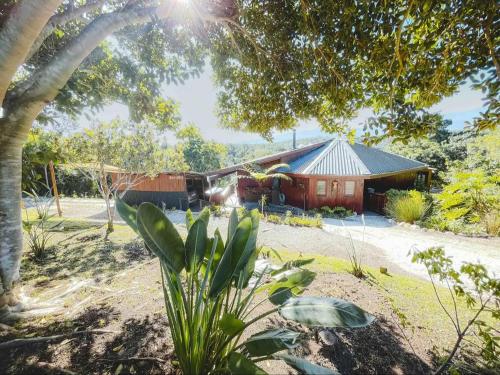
280;139;427;176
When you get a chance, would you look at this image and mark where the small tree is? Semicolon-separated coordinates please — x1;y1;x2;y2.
242;163;291;213
65;119;167;232
412;247;499;373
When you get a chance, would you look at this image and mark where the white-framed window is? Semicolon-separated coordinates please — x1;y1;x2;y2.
344;181;355;196
316;180;326;196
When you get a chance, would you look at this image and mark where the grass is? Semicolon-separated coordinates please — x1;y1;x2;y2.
386;190;427;224
266;248;495;350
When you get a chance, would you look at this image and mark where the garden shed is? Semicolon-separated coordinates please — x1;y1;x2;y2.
208;139;432;214
112;172;207;209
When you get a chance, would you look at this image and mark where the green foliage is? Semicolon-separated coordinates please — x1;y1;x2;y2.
412;248;500;372
22;130;65;193
22;191;60;259
436;170;499;228
117;201;374;374
266;214;282;224
172;125;227;173
284;213;323;228
385;190;428;224
316;206;353;219
212;1;498;140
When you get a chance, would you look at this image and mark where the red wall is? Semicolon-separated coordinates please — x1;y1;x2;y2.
304;175;365;213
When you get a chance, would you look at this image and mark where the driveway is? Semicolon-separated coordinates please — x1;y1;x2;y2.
44;198;499;279
323;213;500;280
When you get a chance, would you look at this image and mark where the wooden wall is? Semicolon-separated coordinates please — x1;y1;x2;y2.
112;173;186;192
304;175;365;213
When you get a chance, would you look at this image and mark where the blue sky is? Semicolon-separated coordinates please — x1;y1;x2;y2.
83;65;486;144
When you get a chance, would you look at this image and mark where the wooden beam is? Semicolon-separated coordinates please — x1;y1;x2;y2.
48;160;62;217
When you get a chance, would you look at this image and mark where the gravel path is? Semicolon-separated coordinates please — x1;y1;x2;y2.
45;198;500;279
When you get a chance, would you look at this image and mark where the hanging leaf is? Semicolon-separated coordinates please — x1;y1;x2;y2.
279;297;375;328
115;198;138;234
137;203;185;273
276;354;339;375
244;328;300;357
185;219;207;269
227;352;268;374
220;313;245;336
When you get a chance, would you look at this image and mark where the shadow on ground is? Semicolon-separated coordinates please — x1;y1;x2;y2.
21;225;152;284
0;306;175;375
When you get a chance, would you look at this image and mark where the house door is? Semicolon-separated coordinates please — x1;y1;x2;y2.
296;178;309;211
331;180;339;205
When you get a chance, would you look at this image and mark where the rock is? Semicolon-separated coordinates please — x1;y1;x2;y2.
318;329;338;346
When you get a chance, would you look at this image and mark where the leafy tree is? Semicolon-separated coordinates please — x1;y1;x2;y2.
0;0;497;318
65;119;167;232
22;129;65;192
176;125;227;173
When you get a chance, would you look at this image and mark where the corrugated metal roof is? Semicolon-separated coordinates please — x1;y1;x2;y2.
284;139;427;176
350;143;426;175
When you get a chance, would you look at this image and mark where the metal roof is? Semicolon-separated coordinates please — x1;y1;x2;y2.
283;139;427;176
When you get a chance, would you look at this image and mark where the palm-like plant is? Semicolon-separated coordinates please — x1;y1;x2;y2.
242;163;291;212
117;199;375;375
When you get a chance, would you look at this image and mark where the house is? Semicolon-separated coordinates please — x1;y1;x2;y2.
208;139;432;214
112;172;208;210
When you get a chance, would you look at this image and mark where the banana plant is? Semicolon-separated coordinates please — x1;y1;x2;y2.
116;198;375;374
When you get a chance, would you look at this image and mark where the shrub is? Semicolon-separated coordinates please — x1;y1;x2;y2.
210;204;223;217
285;213;322;228
483;211;500;236
117;200;373;374
22;191;60;259
412;248;499;373
385;190;428;224
266;214;282;224
318;206;353;218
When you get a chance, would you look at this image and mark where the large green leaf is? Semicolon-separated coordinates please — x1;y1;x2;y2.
244;328;300;357
137;203;185;273
233;209;260;276
115;198;138;234
220;313;245;336
198;207;210;226
276;354;339;375
208;217;252;297
271;258;315;276
279;297;375;328
185;218;207;269
268;269;316;305
185;209;194;230
227;208;239;244
227;352;268;375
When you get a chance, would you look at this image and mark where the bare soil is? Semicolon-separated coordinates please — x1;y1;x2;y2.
0;220;490;375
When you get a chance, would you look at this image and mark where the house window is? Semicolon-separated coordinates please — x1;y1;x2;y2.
344;181;355;196
316;180;326;196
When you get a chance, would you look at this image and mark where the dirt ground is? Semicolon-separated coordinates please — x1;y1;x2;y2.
0;218;493;375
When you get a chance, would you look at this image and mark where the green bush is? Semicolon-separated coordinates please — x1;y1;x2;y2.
318;206;353;218
285;213;323;228
117;200;373;374
266;214;282;224
385;190;428;224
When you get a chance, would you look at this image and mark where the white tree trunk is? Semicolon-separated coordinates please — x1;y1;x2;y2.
0;140;23;312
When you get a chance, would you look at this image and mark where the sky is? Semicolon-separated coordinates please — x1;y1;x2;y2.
81;65;487;145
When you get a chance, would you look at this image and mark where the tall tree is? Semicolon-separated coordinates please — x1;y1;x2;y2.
65;120;168;232
0;0;497;317
176;125;227;172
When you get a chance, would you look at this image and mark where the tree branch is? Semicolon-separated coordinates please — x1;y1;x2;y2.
25;0;107;62
0;0;62;107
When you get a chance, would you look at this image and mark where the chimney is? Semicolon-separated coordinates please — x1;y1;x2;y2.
292;129;297;150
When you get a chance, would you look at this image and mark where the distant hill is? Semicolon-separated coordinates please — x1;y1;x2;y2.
225;136;330;166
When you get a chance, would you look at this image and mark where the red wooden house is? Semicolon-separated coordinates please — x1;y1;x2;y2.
208;139;432;214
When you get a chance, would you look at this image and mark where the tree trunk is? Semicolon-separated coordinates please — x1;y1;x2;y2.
0;140;23;314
